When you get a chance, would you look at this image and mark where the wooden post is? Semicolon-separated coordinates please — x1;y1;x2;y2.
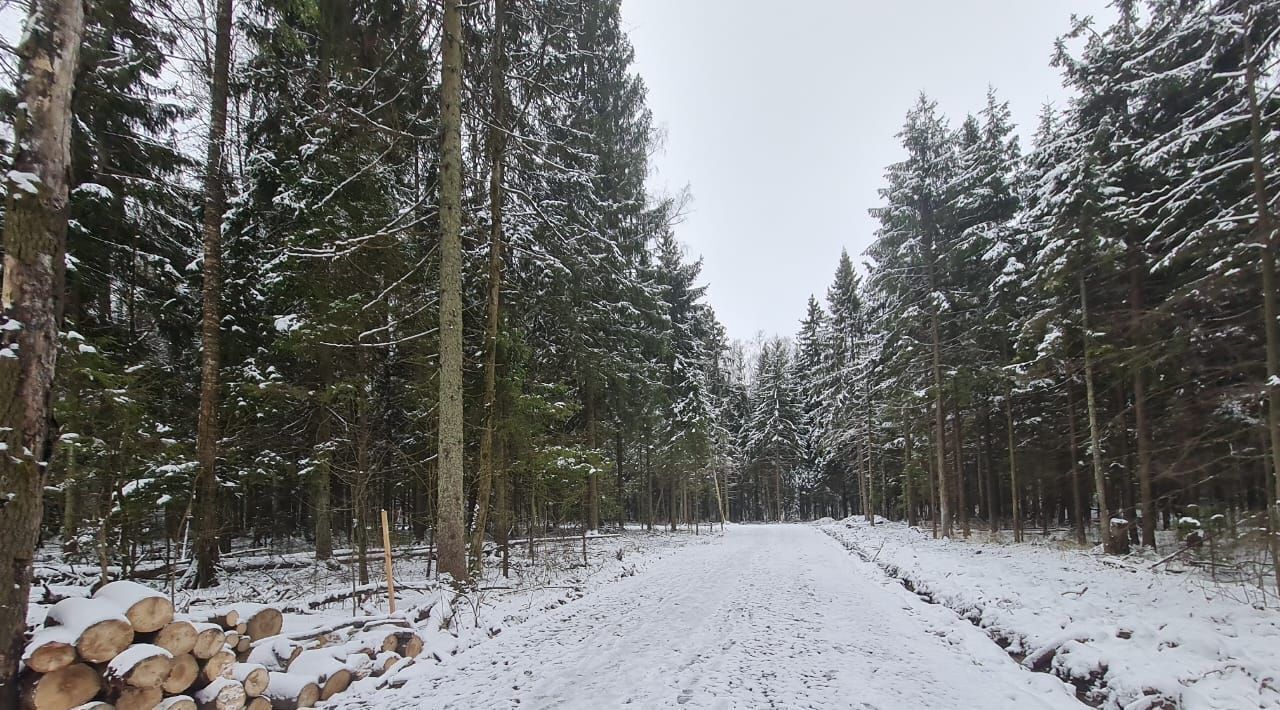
380;509;396;614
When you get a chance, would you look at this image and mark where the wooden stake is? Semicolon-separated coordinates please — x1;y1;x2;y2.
380;509;396;614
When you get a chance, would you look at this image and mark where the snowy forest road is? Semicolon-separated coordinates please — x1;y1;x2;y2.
352;525;1084;709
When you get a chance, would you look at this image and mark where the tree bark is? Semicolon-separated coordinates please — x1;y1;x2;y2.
1080;271;1114;552
1245;16;1280;594
931;312;951;537
313;361;333;560
904;427;917;527
469;0;508;567
496;425;509;577
435;0;468;585
615;420;626;527
980;406;998;535
953;393;968;538
194;0;234;588
1005;382;1021;542
1065;359;1087;545
0;0;83;699
584;383;599;531
1128;241;1156;548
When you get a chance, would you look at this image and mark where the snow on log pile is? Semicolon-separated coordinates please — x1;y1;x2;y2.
820;517;1280;709
20;579;424;710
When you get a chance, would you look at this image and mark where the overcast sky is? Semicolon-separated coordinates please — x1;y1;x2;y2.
619;0;1115;342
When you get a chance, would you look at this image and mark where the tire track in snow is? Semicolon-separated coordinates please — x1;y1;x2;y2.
344;525;1084;709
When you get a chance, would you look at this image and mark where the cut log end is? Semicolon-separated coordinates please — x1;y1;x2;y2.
145;619;198;656
104;644;172;690
163;653;200;694
191;623;226;660
242;607;282;641
109;686;163;710
20;663;100;710
23;627;77;674
194;678;248;710
44;598;134;665
209;610;240;630
156;696;198;710
93;581;175;634
318;668;352;701
121;596;174;634
263;672;320;710
198;648;236;686
230;663;269;698
391;631;423;659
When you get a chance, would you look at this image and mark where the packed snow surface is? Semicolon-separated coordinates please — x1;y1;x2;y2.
820;517;1280;709
349;525;1082;709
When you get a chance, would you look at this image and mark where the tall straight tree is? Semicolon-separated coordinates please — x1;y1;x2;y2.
0;0;84;697
194;0;234;588
471;0;510;567
869;95;958;537
436;0;468;584
1243;5;1280;591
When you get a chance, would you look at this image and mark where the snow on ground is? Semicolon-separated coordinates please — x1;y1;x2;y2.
29;528;712;705
346;524;1083;710
820;517;1280;710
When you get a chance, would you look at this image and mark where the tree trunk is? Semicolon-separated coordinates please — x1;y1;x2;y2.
774;458;783;522
0;0;82;698
469;0;508;567
615;421;626;527
931;313;951;537
1005;382;1021;542
1080;271;1114;553
194;0;234;588
904;427;917;527
435;0;468;585
1245;12;1280;596
496;427;509;577
980;407;998;535
1128;241;1156;549
584;384;599;532
644;431;653;531
314;394;333;560
1065;360;1087;545
926;437;938;538
953;393;968;538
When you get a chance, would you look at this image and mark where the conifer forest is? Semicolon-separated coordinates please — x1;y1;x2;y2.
0;1;1279;708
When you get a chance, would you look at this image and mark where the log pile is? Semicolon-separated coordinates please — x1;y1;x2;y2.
21;581;424;710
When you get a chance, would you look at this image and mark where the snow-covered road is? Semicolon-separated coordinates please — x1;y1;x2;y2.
350;525;1083;709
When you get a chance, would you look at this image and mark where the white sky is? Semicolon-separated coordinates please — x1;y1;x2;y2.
620;0;1115;341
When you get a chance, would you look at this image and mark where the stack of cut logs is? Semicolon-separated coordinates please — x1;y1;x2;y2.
21;581;423;710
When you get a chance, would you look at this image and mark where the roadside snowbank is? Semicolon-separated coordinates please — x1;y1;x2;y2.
819;517;1280;709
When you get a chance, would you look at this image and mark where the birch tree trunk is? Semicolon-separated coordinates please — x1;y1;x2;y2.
0;0;83;698
435;0;468;585
194;0;234;588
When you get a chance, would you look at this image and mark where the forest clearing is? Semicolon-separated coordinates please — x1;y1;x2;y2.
1;0;1279;707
